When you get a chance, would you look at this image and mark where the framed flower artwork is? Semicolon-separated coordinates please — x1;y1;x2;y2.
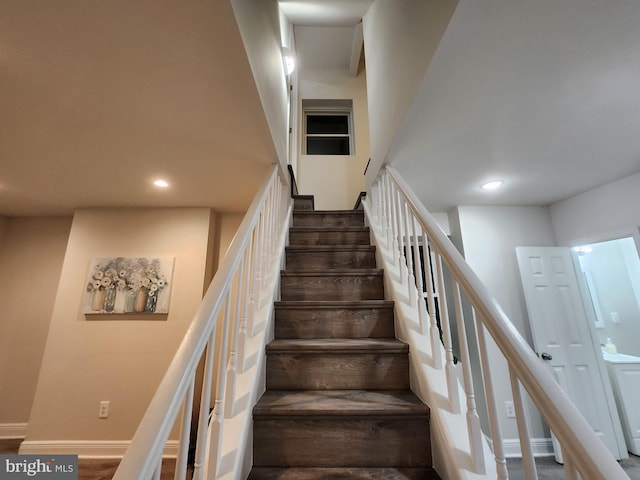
83;256;175;315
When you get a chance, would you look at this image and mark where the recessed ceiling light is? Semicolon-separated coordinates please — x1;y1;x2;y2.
153;179;169;188
480;180;504;191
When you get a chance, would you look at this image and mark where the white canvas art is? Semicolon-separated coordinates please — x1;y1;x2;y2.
83;257;175;315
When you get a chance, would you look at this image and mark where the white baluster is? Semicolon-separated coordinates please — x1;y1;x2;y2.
248;226;260;337
225;257;245;418
434;252;460;413
453;283;485;473
192;326;218;480
253;213;264;315
475;318;509;479
262;189;273;285
174;378;195;480
239;236;254;372
421;232;442;369
562;452;581;480
402;201;417;305
410;218;427;333
380;175;390;250
152;459;162;480
509;367;538;480
207;292;233;479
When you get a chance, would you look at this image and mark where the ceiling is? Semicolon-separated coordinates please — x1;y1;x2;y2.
283;0;640;211
0;1;275;217
280;0;372;72
6;0;637;217
389;0;640;210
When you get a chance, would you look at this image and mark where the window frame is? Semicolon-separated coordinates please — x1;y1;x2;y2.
302;101;354;156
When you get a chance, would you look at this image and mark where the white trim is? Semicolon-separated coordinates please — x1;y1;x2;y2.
497;437;555;458
0;423;28;439
19;440;179;459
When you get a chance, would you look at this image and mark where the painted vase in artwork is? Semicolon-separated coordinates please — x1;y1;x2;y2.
104;286;117;312
135;289;148;313
124;290;136;313
145;292;158;313
92;289;106;311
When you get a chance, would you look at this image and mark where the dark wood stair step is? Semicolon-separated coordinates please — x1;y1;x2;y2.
252;390;431;467
253;390;429;417
293;195;315;211
288;226;370;246
286;245;376;270
248;467;440;480
281;269;384;301
266;338;408;353
274;300;395;339
266;339;410;390
293;210;364;227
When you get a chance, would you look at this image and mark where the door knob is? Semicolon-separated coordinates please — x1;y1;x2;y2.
541;352;553;361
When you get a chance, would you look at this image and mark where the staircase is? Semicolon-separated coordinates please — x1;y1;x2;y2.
248;200;439;479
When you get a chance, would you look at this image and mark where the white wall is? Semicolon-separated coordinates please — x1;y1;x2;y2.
362;0;458;186
231;0;289;168
550;171;640;247
297;68;370;210
454;206;557;444
0;217;72;436
23;208;214;449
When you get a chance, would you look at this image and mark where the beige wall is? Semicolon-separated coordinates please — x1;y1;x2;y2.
363;0;458;185
24;208;214;443
0;217;72;431
298;69;370;210
218;213;245;260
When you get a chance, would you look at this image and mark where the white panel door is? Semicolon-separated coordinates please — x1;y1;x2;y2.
516;247;627;460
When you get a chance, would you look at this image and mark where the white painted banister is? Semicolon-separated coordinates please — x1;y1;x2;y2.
113;164;291;480
363;166;630;480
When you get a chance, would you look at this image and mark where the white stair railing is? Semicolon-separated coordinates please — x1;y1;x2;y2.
113;164;291;480
364;166;630;480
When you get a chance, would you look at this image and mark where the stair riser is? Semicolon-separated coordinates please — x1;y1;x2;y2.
275;308;395;339
293;212;364;227
288;230;370;246
281;275;384;301
293;196;314;211
266;353;409;390
286;250;376;270
253;417;431;467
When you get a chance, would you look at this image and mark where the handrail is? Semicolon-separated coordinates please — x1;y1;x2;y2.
364;165;629;480
114;164;291;480
287;164;299;197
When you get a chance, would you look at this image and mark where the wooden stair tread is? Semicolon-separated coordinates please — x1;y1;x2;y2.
289;226;369;232
248;467;439;479
275;300;393;308
286;245;375;252
267;338;408;352
294;209;364;215
254;390;430;417
281;269;383;276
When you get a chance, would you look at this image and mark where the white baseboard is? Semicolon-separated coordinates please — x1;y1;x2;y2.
19;440;179;459
500;437;554;458
0;423;28;439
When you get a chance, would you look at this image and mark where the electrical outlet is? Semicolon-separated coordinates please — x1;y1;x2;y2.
98;401;110;419
505;401;516;418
